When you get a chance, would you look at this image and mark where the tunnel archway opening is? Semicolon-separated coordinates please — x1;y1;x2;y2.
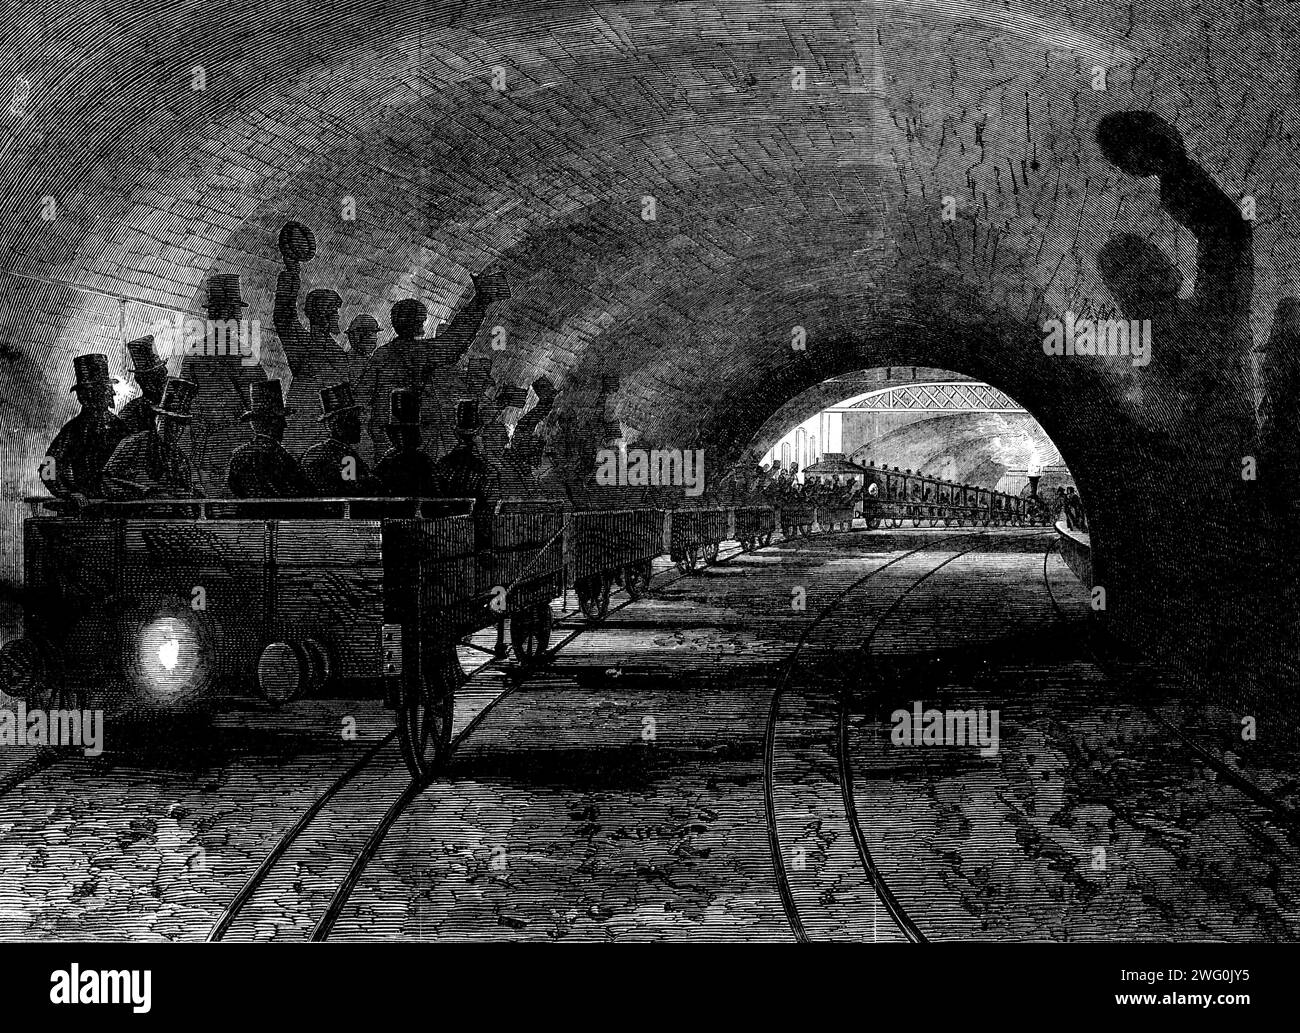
745;367;1086;532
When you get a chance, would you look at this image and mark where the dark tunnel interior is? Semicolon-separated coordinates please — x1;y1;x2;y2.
0;1;1295;719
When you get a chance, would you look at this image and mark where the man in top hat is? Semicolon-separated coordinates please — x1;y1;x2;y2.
432;399;502;552
181;271;269;494
118;335;170;434
226;380;312;499
374;389;437;497
102;377;201;499
431;398;501;512
41;353;130;499
300;382;384;497
359;267;511;463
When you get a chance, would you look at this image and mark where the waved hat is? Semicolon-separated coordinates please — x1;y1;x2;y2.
318;382;360;421
153;377;198;420
496;384;529;409
279;221;316;262
125;335;166;374
386;388;422;428
70;353;119;392
240;379;291;421
205;273;249;310
453;398;484;434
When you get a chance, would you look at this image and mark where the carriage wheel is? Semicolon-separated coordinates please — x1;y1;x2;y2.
704;542;720;565
624;561;653;600
397;643;460;786
675;544;701;574
869;517;882;530
761;531;773;547
510;602;553;667
576;573;611;620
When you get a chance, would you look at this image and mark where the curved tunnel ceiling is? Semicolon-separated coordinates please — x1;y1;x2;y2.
0;0;1292;514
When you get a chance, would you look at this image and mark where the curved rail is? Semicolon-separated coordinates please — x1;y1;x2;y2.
761;529;1001;942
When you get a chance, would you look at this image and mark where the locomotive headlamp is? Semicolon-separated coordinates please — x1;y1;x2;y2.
137;616;199;695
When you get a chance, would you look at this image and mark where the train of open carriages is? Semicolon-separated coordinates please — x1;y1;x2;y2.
0;468;1045;783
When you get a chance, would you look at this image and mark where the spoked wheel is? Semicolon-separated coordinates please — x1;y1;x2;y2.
704;542;720;565
576;573;612;620
623;560;653;600
397;643;460;786
869;517;882;529
509;602;553;667
675;544;701;574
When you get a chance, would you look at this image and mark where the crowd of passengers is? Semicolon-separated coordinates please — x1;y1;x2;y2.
40;223;554;513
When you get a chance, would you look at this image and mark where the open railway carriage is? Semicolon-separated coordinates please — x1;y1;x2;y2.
668;506;730;572
733;506;775;551
2;496;569;783
567;507;663;618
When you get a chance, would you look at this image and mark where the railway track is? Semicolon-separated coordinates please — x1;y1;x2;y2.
763;529;1001;941
210;517;872;941
767;534;1300;945
762;529;1055;942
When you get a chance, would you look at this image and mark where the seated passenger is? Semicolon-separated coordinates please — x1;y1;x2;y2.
102;377;201;499
300;383;384;496
227;380;312;498
430;398;501;511
118;335;169;435
42;353;129;500
375;389;437;497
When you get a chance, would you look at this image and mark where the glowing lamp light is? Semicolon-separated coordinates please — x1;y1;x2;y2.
137;617;199;695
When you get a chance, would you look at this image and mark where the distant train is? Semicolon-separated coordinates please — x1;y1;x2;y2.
0;477;1052;783
794;462;1041;532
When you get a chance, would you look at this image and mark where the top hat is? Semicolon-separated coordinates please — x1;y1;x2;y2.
70;353;119;392
153;378;198;420
205;273;249;310
240;379;291;421
318;382;360;422
386;388;422;428
125;335;166;374
452;398;484;434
